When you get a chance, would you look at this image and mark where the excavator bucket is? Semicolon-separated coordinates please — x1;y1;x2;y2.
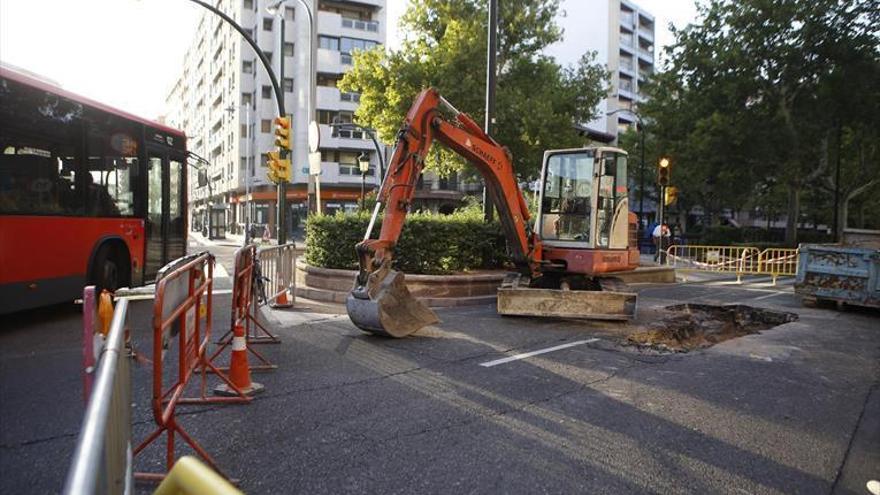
496;287;637;321
346;268;439;338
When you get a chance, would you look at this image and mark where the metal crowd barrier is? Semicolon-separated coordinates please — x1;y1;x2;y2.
134;252;248;482
211;244;278;367
257;243;296;307
64;287;133;495
665;245;798;284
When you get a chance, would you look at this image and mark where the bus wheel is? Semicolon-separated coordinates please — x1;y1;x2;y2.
92;244;129;293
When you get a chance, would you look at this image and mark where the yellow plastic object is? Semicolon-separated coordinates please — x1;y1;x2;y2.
153;456;243;495
97;290;114;336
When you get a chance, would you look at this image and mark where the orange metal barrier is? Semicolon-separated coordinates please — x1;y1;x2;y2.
134;252;250;482
211;245;277;371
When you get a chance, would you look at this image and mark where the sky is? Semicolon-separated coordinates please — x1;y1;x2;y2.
1;0;697;121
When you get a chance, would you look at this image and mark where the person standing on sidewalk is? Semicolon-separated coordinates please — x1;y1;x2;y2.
652;223;671;263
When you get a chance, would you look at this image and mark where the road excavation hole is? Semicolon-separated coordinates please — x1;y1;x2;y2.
627;304;798;352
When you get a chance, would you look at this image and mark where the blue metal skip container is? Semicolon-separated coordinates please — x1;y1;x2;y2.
795;245;880;308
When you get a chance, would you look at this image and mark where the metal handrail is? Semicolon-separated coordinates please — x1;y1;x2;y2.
63;298;132;495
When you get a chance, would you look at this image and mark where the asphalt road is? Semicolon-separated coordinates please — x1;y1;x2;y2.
1;254;878;494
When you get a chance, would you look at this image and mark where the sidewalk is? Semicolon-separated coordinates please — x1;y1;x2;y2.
189;230;306;248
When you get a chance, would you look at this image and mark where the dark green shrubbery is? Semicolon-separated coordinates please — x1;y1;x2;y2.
305;209;507;274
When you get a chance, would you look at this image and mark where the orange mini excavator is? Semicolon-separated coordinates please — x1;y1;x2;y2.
346;89;640;337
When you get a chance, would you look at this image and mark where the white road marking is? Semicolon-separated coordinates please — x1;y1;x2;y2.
751;291;786;301
214;263;229;279
479;339;599;368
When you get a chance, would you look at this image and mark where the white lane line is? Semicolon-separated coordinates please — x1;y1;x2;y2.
751;291;786;301
214;263;229;279
479;339;599;368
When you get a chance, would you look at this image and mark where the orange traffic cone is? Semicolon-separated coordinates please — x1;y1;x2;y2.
272;289;293;308
214;324;264;397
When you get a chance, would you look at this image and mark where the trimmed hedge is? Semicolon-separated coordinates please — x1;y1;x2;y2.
305;209;507;274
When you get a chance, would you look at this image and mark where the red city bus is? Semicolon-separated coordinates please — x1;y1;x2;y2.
0;66;188;314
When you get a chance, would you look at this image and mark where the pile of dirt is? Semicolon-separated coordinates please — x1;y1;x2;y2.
627;304;798;352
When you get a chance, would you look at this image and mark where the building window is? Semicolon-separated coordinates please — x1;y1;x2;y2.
263;50;273;61
263;17;273;31
317;73;340;87
283;78;294;92
261;85;272;99
243;28;253;38
242;60;253;73
261;119;271;133
240;124;248;136
283;42;294;56
318;35;339;51
243;0;253;9
260;154;268;167
284;6;295;20
242;92;253;106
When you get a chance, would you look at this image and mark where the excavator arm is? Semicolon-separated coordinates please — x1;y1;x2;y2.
356;88;538;279
347;88;540;336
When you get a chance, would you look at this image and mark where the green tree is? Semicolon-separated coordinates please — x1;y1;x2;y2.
339;0;607;179
641;0;879;244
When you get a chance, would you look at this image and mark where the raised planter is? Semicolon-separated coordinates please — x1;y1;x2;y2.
295;260;676;307
294;260;504;307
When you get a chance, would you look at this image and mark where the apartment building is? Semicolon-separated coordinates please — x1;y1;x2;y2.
165;0;386;237
549;0;655;141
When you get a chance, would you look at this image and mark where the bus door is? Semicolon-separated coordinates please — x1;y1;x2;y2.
144;147;187;281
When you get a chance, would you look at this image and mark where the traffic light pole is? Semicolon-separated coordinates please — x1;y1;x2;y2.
277;16;288;245
657;184;666;263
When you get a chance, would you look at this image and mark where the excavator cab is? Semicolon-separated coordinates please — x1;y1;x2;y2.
536;147;634;272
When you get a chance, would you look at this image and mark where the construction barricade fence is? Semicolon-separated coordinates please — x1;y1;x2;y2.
258;243;296;308
665;245;799;284
134;251;251;483
64;287;133;495
211;244;278;372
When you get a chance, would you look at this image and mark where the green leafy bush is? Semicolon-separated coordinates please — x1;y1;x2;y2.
305;209;507;274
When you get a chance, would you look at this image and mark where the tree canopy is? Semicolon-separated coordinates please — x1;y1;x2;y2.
339;0;607;179
633;0;879;242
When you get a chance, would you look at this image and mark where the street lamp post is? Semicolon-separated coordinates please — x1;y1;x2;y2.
358;152;370;211
227;104;252;244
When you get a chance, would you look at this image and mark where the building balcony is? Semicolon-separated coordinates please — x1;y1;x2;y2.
638;49;654;64
317;10;383;41
317;124;376;150
618;61;636;77
638;28;654;43
316;86;358;111
317;48;344;74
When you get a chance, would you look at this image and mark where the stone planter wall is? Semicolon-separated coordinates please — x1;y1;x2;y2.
294;261;675;307
294;261;505;307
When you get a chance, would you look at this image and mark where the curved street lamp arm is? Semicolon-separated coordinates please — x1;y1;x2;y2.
186;0;285;116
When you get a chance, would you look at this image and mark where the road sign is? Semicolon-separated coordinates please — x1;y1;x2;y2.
308;151;322;175
308;120;320;153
